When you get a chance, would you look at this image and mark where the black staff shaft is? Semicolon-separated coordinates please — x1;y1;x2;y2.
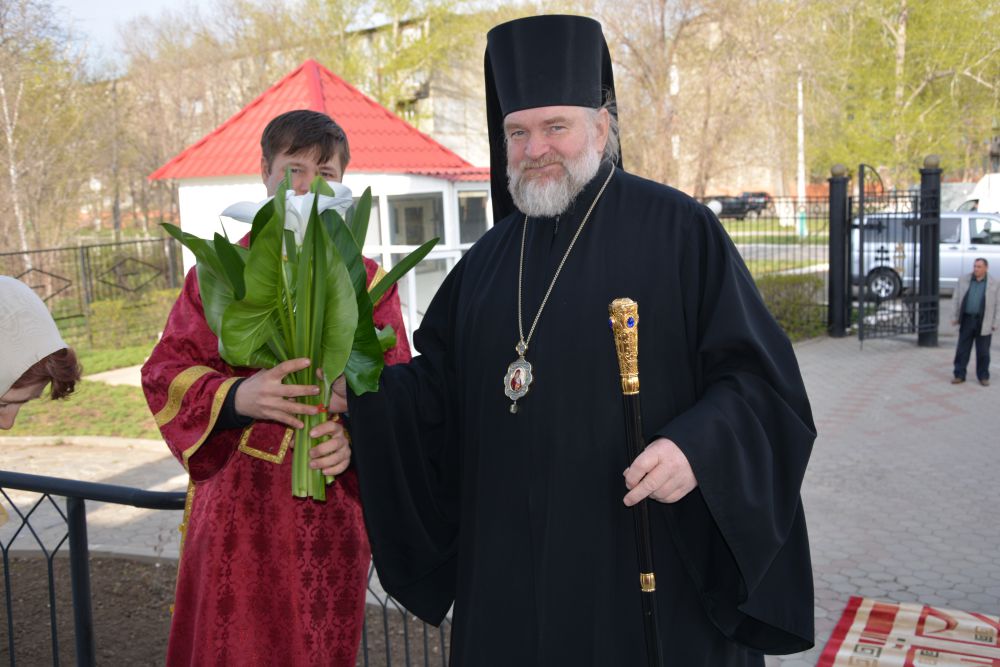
609;297;663;667
623;394;662;667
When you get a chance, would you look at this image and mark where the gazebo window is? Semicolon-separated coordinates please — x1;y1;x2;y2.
458;191;489;244
388;193;444;245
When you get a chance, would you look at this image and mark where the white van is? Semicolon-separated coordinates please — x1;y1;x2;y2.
854;211;1000;298
958;173;1000;213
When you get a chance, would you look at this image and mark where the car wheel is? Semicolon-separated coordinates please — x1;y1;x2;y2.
865;268;902;300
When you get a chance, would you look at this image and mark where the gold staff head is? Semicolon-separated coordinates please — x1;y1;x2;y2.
608;298;639;395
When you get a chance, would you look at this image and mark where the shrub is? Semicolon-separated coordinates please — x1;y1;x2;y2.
755;273;827;342
63;288;179;349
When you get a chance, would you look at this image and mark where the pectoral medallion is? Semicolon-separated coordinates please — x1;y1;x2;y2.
503;342;533;413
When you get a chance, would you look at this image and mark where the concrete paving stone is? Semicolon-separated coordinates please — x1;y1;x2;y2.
915;595;951;607
840;567;868;578
966;593;1000;607
831;582;859;595
943;573;972;584
937;589;968;601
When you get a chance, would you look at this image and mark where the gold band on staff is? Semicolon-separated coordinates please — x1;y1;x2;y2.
640;572;656;592
609;298;640;395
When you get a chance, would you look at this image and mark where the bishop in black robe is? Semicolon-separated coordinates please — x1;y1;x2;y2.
345;157;816;665
331;13;816;666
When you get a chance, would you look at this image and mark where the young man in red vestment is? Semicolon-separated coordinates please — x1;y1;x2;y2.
142;110;410;666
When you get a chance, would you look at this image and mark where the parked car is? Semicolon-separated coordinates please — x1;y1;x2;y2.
740;191;772;216
852;210;1000;299
704;195;751;220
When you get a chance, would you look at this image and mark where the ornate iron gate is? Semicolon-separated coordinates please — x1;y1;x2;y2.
851;165;924;340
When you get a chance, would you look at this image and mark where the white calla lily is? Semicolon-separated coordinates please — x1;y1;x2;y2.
221;181;354;246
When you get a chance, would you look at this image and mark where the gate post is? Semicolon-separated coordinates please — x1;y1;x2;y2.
828;164;850;337
918;155;942;347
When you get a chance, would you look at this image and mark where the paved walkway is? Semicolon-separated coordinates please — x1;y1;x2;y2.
2;299;998;665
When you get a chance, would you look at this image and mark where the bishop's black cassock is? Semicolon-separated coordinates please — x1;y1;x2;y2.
348;162;816;666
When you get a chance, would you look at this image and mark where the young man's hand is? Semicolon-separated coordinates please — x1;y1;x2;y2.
308;417;352;476
234;358;321;429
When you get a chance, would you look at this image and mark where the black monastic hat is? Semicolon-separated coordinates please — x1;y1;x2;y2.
484;15;622;222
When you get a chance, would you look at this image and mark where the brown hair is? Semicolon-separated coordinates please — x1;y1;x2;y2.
13;348;82;400
260;110;350;171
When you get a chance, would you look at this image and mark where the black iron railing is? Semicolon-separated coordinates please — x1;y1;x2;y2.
1;471;185;667
0;470;450;666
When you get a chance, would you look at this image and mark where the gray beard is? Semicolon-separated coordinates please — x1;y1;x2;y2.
507;147;601;218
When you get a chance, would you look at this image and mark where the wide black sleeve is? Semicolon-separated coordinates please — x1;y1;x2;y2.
347;264;463;626
655;204;817;653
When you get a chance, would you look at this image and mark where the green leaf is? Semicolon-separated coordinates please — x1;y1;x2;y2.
294;193;321;361
349;187;373;246
220;297;281;367
317;246;359;390
368;237;440;305
249;198;278;248
284;229;297;264
376;325;397;353
194;262;233;339
213;233;246;301
242;210;285;310
161;223;225;279
318;208;385;394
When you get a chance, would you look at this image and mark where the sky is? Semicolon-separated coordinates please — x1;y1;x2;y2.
56;0;179;68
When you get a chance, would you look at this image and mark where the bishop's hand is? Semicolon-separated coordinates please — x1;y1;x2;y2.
623;437;698;506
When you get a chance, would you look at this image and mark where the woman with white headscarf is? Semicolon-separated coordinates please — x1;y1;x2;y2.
0;276;81;430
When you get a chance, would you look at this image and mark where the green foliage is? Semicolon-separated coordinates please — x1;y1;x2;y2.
806;0;1000;185
755;273;827;342
62;289;179;350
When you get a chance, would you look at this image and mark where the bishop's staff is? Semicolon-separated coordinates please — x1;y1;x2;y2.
609;298;663;667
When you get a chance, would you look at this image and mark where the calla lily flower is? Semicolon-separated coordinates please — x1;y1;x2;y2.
222;182;354;246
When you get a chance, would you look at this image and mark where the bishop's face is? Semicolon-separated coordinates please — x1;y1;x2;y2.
504;105;609;218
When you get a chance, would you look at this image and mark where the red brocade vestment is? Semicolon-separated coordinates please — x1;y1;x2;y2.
142;257;410;666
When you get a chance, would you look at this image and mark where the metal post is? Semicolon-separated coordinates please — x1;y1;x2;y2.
66;497;96;667
918;155;942;347
828;164;850;337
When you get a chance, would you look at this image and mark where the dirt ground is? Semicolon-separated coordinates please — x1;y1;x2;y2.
0;555;448;666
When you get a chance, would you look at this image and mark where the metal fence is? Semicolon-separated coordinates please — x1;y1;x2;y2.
0;239;183;349
0;471;449;666
701;196;831;338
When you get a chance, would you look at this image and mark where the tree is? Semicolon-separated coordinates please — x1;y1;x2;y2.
807;0;1000;186
0;0;92;254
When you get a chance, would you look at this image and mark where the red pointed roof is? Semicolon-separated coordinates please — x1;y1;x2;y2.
150;59;489;182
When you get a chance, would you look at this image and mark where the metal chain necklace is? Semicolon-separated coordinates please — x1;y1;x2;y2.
503;167;615;413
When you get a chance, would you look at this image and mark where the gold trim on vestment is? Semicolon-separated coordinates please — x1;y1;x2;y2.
238;424;293;464
171;478;196;616
369;265;389;307
180;376;239;469
154;365;215;427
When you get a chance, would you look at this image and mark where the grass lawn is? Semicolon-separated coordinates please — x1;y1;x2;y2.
77;344;153;375
9;380;159;440
745;259;821;277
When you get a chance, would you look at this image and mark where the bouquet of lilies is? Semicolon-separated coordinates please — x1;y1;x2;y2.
163;175;436;500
